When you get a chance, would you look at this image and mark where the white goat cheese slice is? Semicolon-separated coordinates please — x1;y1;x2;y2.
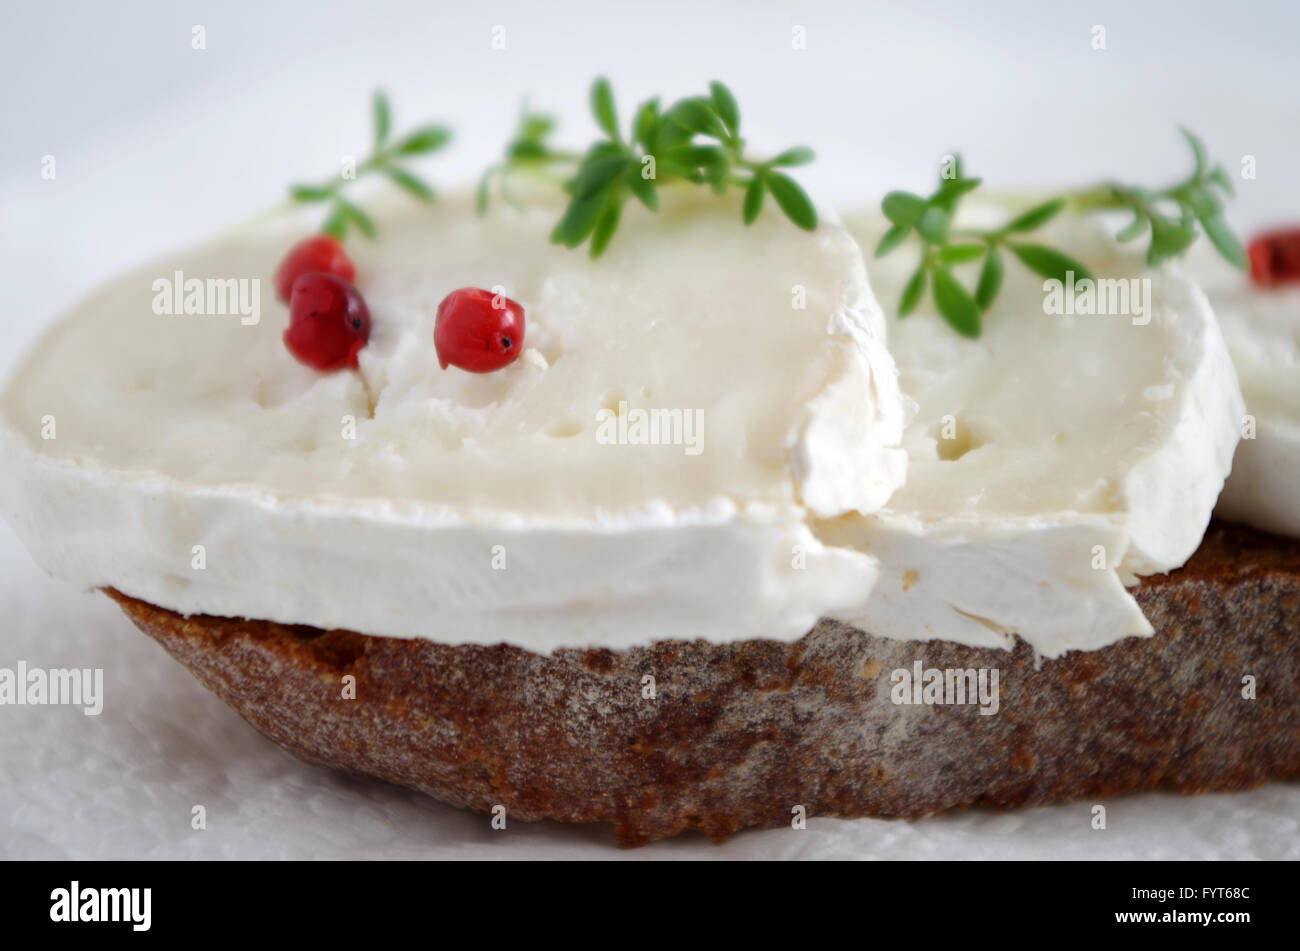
835;207;1244;657
0;189;906;649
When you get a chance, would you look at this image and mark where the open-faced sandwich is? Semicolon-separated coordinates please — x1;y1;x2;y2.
2;83;1296;845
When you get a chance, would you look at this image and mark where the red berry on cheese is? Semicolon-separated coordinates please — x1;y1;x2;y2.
273;235;356;303
434;287;525;373
284;273;371;371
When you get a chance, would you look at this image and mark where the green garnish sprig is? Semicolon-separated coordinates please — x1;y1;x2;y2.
875;128;1245;337
1070;129;1244;269
475;109;577;213
288;91;451;241
478;78;820;257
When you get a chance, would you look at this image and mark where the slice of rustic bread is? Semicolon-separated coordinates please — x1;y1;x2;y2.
108;520;1300;846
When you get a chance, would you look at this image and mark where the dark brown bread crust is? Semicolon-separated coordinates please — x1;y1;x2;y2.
108;521;1300;846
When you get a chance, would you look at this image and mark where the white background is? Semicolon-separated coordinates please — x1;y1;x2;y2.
1;0;1297;858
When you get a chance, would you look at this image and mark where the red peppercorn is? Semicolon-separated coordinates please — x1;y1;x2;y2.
274;235;356;302
434;287;526;373
284;273;371;371
1246;229;1300;287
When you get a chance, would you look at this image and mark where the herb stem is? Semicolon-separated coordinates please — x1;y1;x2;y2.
1065;184;1128;213
873;128;1244;337
286;90;450;241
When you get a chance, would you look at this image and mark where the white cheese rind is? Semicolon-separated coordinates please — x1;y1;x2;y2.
1117;273;1246;573
0;189;904;649
0;430;880;647
817;514;1151;653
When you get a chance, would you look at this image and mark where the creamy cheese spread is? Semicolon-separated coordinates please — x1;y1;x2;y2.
0;188;907;649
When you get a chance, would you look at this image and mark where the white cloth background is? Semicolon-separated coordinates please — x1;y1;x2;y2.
1;0;1297;859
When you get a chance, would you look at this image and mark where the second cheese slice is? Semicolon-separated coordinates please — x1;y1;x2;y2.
838;206;1244;657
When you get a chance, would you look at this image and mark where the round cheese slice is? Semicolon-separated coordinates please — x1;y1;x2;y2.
839;204;1244;657
0;187;906;649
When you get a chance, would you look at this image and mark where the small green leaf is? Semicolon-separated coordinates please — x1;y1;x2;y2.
520;113;556;141
589;196;624;257
507;139;549;161
372;90;391;150
591;77;619;141
1002;198;1066;234
553;192;606;248
914;205;950;244
633;99;660;151
625;164;658;211
1180;125;1209;177
931;176;982;212
321;204;347;240
765;171;817;231
874;224;909;258
393;125;451;155
742;174;765;224
653;115;691;152
385;166;434;201
475;173;491;216
1199;212;1247;270
939;243;985;264
707;160;730;192
651;152;697;181
1208;163;1235;197
1181;185;1221;219
930;265;981;337
1008;242;1091;284
974;248;1003;311
289;184;335;203
587;141;625;162
881;191;927;228
666;144;729;171
1115;216;1148;243
574;155;629;199
1147;215;1198;264
666;97;727;139
769;146;815;167
898;265;926;318
338;199;376;239
708;81;740;136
